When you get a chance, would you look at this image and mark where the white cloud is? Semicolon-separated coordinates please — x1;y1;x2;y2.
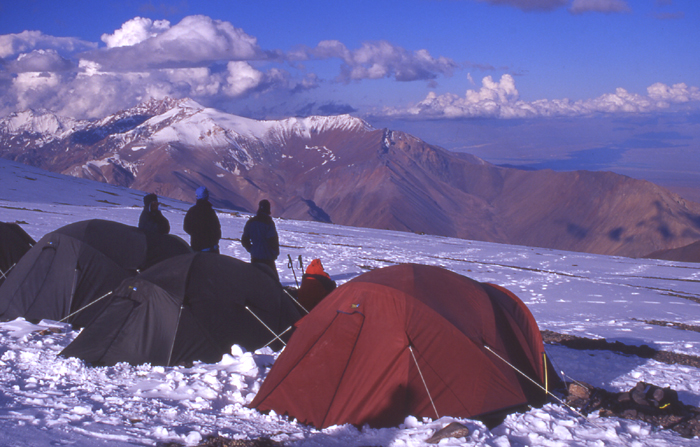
296;40;458;82
381;75;700;119
84;15;266;71
569;0;631;14
223;62;264;97
647;82;700;104
101;17;171;48
0;30;96;59
7;49;73;73
0;15;459;119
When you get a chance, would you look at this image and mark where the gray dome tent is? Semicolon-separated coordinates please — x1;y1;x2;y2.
61;253;302;366
0;222;35;286
0;219;190;327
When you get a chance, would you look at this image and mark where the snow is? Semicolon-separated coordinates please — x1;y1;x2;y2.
2;157;700;446
141;101;371;149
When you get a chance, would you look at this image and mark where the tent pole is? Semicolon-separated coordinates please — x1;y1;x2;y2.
59;291;113;323
67;267;79;318
483;344;604;429
166;305;184;366
409;345;440;420
245;306;286;347
0;263;16;280
283;288;309;314
262;325;293;349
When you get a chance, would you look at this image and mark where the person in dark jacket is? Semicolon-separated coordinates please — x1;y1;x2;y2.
241;199;280;278
138;193;170;235
184;186;221;254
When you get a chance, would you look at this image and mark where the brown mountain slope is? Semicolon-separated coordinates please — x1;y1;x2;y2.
2;99;700;258
644;240;700;263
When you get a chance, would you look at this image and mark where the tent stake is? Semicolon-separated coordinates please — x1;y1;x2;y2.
483;344;604;430
409;345;440;420
246;306;286;347
283;288;309;314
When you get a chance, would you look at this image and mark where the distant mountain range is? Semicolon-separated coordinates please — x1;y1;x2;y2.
2;97;700;258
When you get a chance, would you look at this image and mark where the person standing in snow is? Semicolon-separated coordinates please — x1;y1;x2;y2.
138;193;170;235
241;199;280;279
184;186;221;254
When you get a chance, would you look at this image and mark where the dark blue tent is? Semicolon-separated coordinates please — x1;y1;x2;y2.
61;253;302;366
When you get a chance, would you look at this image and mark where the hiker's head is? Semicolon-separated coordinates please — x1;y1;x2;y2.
144;193;159;210
306;259;324;275
196;186;209;201
258;199;271;215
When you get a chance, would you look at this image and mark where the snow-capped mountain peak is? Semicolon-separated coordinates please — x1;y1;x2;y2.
0;109;83;138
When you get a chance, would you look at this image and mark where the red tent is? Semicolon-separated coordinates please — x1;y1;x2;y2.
250;263;556;429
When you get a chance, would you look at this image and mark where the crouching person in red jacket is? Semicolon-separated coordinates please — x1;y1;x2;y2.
298;259;336;312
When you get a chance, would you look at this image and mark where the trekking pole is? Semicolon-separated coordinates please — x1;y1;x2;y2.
287;254;298;287
298;255;304;272
483;344;605;430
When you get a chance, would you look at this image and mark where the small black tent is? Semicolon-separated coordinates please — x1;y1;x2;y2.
61;252;302;366
0;219;190;327
0;222;35;286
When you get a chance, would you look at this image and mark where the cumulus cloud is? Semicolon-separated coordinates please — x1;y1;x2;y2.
101;17;171;48
381;75;700;119
6;49;73;73
83;15;267;71
295;40;458;82
0;30;96;59
0;15;321;118
569;0;631;14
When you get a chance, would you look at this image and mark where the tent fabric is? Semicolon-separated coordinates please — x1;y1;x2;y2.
0;222;35;285
0;219;191;327
61;253;303;366
250;263;553;429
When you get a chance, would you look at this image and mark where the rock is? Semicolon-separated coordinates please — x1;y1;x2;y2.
568;381;593;400
621;409;638;419
617;392;631;403
425;422;470;444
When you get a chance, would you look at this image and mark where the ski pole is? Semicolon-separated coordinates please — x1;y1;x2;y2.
287;254;298;287
298;255;304;272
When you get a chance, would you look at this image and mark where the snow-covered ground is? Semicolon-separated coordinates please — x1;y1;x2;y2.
2;158;700;446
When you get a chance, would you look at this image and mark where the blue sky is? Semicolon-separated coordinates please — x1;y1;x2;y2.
1;0;700;198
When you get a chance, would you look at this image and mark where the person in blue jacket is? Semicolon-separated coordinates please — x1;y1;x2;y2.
241;199;280;278
138;193;170;235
